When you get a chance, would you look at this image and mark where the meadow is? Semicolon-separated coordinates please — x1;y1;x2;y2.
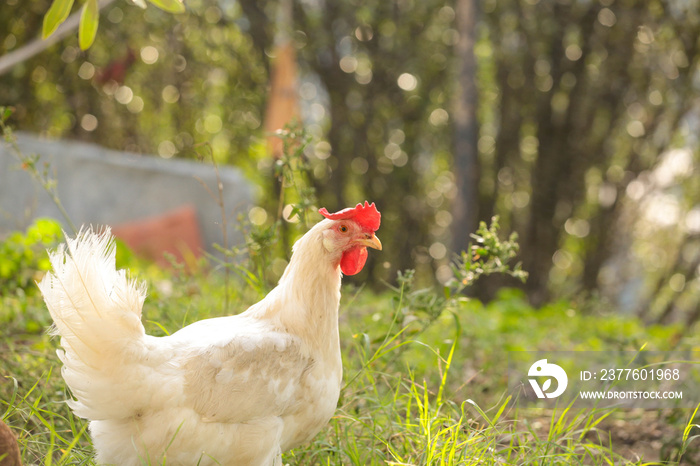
2;217;700;465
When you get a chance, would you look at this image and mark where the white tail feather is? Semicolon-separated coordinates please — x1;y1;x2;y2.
38;227;148;419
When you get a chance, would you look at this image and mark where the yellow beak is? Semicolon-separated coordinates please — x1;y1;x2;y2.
358;233;382;251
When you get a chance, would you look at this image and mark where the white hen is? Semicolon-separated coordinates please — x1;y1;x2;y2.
39;202;382;465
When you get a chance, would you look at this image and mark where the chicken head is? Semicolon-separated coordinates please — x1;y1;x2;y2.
319;201;382;275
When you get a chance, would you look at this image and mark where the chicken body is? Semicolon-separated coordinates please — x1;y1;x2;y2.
39;207;381;465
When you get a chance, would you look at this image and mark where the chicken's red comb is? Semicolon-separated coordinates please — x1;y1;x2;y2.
319;201;381;232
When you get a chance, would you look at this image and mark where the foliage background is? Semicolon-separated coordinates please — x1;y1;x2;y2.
2;0;699;322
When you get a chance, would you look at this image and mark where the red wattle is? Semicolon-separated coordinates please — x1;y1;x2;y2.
340;247;368;275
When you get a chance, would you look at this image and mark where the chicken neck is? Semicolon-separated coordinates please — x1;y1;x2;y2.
258;224;342;354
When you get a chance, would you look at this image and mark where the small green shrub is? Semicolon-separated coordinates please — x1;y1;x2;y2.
0;218;62;296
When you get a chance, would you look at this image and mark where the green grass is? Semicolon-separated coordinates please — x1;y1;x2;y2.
2;248;700;464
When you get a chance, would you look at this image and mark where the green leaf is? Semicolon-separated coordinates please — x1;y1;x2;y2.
78;0;99;50
42;0;75;39
147;0;185;13
0;106;14;122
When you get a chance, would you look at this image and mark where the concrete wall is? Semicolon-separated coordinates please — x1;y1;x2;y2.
0;132;253;254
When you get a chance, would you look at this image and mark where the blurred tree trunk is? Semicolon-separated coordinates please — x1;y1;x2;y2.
451;0;479;254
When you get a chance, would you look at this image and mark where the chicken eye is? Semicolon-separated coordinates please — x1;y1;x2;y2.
339;225;349;233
